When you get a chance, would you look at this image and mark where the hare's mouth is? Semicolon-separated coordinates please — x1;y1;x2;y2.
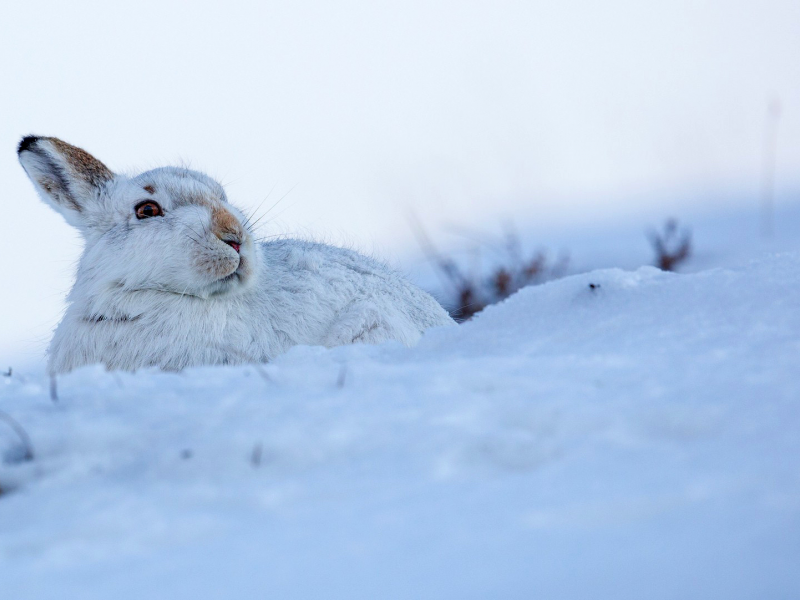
208;257;252;296
220;255;248;283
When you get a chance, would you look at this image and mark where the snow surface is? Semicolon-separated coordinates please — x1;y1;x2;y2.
2;253;800;598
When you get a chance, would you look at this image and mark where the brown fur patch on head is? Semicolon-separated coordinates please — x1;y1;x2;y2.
143;184;156;194
211;206;242;239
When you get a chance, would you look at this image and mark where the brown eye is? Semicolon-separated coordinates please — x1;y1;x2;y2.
135;201;163;219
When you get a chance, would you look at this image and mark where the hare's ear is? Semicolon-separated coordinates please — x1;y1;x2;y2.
17;136;114;229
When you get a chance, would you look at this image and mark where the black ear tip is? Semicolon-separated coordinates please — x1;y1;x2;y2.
18;135;40;154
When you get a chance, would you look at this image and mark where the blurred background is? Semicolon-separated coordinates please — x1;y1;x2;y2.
1;0;798;367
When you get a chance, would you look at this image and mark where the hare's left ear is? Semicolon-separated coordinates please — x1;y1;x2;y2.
17;136;114;230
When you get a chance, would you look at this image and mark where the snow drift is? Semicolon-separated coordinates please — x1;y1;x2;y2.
2;254;799;599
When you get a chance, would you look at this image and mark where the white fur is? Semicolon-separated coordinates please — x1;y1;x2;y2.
18;137;455;374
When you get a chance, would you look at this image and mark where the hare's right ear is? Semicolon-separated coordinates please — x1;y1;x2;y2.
17;136;114;230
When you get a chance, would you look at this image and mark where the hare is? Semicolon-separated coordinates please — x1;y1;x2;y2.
18;136;454;374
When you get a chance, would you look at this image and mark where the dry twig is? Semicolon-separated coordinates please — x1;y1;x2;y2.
648;219;692;271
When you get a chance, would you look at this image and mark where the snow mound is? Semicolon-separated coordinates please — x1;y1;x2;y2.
2;254;800;599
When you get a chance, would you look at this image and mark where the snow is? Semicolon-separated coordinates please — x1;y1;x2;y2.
2;253;800;598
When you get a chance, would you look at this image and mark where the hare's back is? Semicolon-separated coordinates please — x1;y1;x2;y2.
259;239;454;331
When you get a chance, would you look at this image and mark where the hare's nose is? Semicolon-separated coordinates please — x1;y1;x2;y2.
225;240;241;253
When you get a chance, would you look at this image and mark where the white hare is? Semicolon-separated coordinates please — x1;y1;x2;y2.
18;136;454;374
